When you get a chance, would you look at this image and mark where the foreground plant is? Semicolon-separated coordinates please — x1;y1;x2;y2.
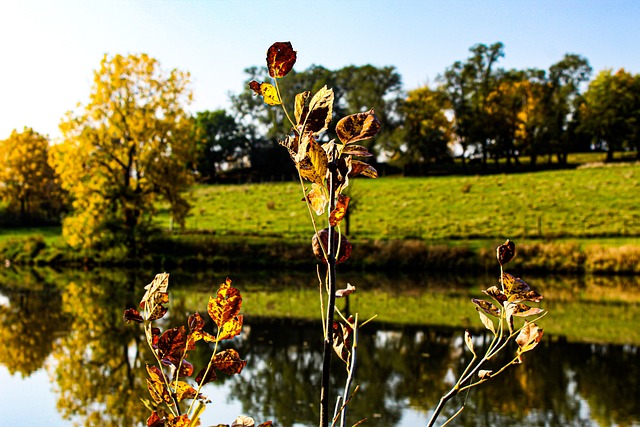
427;239;547;426
249;41;379;427
124;273;272;427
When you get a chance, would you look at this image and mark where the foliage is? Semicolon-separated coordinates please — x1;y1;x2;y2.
248;40;383;427
192;110;251;181
580;68;640;160
124;274;271;427
51;53;195;251
0;127;65;225
396;86;453;173
427;240;547;426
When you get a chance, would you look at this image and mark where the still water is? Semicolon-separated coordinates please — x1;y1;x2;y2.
0;268;639;427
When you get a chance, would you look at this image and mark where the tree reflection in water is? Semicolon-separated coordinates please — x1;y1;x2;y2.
228;318;640;427
0;269;639;427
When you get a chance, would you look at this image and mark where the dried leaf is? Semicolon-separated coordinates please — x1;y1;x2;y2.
341;144;373;157
147;412;165;427
464;330;475;356
482;286;507;305
304;86;333;134
188;312;205;332
173;381;197;402
141;273;169;309
471;298;501;317
311;228;352;264
195;366;217;385
257;423;274;427
232;415;255;427
511;303;544;318
478;370;493;380
266;41;296;78
213;349;247;376
336;109;381;144
158;326;188;366
502;273;530;298
146;364;167;383
123;307;144;323
297;135;328;185
208;278;242;328
217;315;244;342
335;283;356;298
497;239;516;265
178;359;194;377
332;320;353;364
306;183;328;215
329;194;350;227
516;321;544;352
295;91;311;125
477;310;496;334
166;414;191;427
147;377;171;404
349;160;378;178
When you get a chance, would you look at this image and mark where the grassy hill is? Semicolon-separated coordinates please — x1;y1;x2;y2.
1;159;639;272
157;161;640;244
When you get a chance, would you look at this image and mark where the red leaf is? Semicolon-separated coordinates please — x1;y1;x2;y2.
311;228;352;265
266;41;297;78
213;349;247;376
188;312;205;332
158;326;188;366
195;366;217;385
147;411;165;427
178;359;194;377
497;239;516;265
123;308;144;323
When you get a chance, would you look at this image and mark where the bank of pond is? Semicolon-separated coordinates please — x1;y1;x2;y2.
0;267;639;426
2;233;640;276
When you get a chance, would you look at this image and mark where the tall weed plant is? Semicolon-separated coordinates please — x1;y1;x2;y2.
124;42;547;427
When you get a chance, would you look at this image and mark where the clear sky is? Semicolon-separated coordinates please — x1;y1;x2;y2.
1;0;639;140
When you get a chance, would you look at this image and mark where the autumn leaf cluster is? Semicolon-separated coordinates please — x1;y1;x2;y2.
124;274;270;427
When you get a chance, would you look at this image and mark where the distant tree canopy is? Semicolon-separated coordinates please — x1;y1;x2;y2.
192;109;251;182
0;127;65;225
227;42;640;176
580;68;640;160
231;63;403;175
51;53;195;250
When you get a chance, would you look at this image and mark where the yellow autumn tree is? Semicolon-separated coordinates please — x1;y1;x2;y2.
0;127;64;224
51;53;195;251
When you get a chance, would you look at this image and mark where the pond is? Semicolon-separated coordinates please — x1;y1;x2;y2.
0;267;639;427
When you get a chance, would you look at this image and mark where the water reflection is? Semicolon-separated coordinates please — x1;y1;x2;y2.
0;268;638;427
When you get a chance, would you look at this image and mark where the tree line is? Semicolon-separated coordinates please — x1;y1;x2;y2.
0;43;638;251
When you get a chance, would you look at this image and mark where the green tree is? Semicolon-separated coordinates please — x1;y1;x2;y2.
232;64;402;166
580;68;638;160
193;109;250;182
543;54;592;163
51;53;195;251
0;128;64;224
440;42;505;168
397;86;453;173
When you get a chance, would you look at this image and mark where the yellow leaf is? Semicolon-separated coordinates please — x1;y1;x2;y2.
260;83;281;105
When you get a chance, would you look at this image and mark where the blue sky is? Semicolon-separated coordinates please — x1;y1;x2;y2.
1;0;639;140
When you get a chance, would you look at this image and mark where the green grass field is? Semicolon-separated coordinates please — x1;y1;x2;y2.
156;162;640;244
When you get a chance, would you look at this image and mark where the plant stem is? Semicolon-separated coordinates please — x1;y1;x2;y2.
320;157;339;427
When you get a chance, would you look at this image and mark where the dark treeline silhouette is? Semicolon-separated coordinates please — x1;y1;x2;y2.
195;42;639;181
